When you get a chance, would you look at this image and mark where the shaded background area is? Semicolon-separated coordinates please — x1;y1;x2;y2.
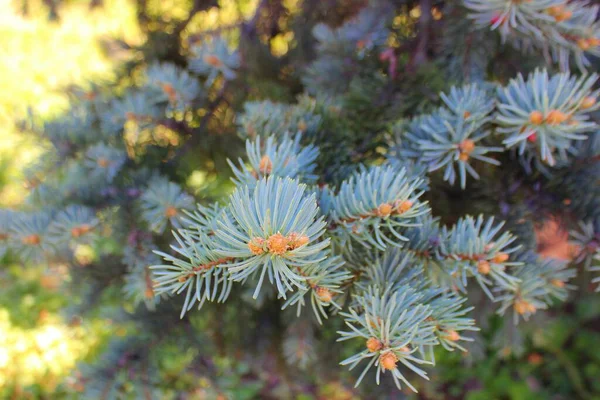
0;0;599;399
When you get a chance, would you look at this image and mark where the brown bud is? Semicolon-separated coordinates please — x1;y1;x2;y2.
379;351;398;370
458;152;470;162
463;111;471;119
366;337;383;352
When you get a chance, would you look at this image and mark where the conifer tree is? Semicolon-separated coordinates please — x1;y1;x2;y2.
2;0;599;396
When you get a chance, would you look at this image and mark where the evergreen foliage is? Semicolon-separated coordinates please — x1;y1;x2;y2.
2;0;599;396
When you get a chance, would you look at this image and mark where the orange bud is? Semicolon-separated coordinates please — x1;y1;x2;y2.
493;253;509;263
203;54;223;67
555;10;572;22
463;111;471;119
545;110;568;125
547;6;563;17
581;96;596;109
395;200;413;214
528;352;543;365
458;152;470;162
259;155;273;174
515;299;535;315
477;260;491;275
164;206;178;218
459;139;476;154
248;237;265;255
97;157;110;168
379;351;398;370
445;329;460;341
315;286;333;303
125;112;137;121
529;110;544;125
577;38;591;51
551;278;565;288
297;120;307;132
267;233;289;255
22;234;41;245
144;287;154;299
287;233;309;249
376;203;393;217
366;337;383;352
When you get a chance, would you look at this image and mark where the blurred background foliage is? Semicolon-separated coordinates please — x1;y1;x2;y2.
0;0;599;399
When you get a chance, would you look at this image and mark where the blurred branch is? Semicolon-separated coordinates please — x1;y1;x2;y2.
411;0;431;68
169;82;229;164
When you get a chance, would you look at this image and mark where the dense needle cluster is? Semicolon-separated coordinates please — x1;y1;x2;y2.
1;0;598;396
